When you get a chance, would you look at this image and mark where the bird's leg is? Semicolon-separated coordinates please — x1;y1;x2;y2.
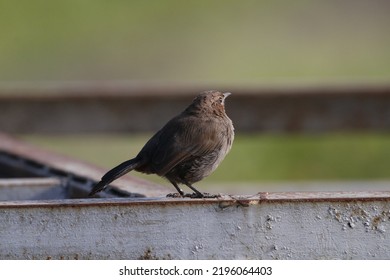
183;181;204;198
168;180;185;197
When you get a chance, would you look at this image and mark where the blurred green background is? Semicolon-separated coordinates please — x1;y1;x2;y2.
2;0;390;190
1;0;389;82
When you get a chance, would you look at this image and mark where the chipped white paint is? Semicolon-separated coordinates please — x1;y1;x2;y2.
1;193;390;259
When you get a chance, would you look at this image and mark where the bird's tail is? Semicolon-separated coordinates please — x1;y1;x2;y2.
89;158;141;196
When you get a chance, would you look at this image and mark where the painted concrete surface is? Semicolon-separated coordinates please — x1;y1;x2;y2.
1;193;389;259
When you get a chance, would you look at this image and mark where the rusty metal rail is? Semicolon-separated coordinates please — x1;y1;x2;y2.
1;81;390;133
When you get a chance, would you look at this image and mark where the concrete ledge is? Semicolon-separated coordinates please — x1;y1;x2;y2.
1;192;390;259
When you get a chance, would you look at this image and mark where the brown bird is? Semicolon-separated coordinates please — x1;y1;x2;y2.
89;90;234;198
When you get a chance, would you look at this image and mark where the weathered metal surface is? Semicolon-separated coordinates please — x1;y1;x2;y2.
0;133;170;198
1;193;390;260
1;82;390;133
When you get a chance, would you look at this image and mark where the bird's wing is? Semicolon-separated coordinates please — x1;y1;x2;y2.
142;114;223;176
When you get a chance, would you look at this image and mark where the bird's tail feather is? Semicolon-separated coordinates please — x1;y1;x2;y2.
89;158;140;196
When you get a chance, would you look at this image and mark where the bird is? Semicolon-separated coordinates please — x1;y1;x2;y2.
89;90;234;198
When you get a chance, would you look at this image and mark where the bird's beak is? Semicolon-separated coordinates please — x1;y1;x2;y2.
223;92;231;99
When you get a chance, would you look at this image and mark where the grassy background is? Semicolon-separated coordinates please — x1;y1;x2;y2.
0;0;389;82
22;133;390;185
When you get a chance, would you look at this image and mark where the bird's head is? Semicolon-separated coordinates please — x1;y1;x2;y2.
189;90;232;116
